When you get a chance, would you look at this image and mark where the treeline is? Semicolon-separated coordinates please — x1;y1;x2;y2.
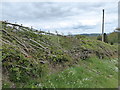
97;32;118;45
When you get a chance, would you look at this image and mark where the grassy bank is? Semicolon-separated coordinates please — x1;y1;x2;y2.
1;21;118;88
3;57;117;88
38;58;118;88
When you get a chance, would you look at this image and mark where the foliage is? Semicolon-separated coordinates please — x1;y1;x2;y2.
31;58;118;88
97;35;102;41
2;22;118;88
2;44;46;83
75;35;86;39
107;32;118;45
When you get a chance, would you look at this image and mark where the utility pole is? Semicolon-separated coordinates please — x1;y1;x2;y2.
102;9;105;42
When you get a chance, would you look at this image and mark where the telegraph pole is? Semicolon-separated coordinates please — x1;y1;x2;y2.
102;9;105;42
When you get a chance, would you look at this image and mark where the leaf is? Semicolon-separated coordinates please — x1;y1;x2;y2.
12;67;19;71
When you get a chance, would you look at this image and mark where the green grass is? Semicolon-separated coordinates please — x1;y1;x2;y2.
36;57;118;88
11;57;118;88
2;22;118;88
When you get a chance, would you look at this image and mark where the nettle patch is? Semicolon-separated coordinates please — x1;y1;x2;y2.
48;50;72;63
2;45;46;83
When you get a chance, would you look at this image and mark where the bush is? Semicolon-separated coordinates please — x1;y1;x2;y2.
2;47;45;83
75;35;86;39
108;32;118;44
97;33;108;43
97;35;102;41
48;50;71;63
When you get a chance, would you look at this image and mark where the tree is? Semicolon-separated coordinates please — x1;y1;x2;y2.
108;32;118;45
97;35;102;41
97;33;108;43
104;33;108;43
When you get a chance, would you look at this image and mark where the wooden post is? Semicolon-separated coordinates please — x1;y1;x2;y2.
102;9;105;42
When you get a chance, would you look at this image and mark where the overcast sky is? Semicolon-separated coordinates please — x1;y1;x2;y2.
1;1;119;35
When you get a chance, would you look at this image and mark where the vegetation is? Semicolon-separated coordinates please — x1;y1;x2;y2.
97;35;102;41
40;58;118;88
96;32;118;45
108;32;118;45
1;21;118;88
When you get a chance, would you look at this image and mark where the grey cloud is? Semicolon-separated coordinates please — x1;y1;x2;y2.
2;2;105;22
1;2;117;34
2;2;72;21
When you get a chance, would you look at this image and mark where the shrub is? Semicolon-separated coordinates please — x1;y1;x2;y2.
97;35;102;41
2;47;45;83
75;35;86;39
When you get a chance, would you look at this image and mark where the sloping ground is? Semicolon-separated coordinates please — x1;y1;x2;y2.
1;21;118;88
39;58;118;88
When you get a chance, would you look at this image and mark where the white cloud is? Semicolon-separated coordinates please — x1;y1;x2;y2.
1;1;118;34
1;0;119;2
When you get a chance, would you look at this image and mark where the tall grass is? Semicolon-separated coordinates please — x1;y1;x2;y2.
38;57;118;88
